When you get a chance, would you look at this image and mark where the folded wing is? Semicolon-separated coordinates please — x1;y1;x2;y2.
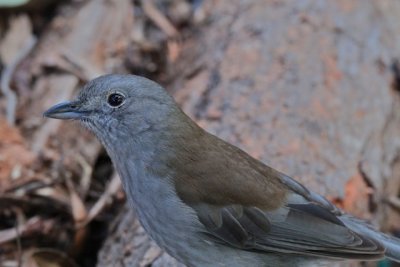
192;190;385;260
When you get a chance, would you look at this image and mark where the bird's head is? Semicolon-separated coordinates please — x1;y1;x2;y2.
44;74;183;147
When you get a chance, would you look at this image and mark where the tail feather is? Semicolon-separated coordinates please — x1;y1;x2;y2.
341;215;400;262
380;233;400;262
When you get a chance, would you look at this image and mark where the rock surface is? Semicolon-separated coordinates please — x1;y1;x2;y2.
97;1;400;266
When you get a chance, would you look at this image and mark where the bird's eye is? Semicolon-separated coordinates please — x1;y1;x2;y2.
107;93;125;107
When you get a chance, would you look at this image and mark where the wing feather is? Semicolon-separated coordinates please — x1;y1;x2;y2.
192;196;385;260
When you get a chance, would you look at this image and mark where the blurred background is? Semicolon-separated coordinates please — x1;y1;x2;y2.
0;0;399;266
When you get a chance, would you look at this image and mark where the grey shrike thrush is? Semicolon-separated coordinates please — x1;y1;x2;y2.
44;74;400;267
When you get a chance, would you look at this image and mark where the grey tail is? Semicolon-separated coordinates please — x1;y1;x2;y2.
341;215;400;262
380;233;400;262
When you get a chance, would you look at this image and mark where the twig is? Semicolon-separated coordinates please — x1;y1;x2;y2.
65;175;87;224
14;209;23;267
79;172;121;227
0;216;39;245
141;0;179;38
6;178;58;195
0;35;37;125
76;154;93;198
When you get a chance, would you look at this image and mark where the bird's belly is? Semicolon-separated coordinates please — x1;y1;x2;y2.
121;169;213;264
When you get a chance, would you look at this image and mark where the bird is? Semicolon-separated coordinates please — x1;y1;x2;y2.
44;74;400;267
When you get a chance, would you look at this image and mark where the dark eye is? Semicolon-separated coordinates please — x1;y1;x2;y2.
107;93;125;107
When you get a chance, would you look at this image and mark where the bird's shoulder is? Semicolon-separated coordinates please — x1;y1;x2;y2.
170;130;289;210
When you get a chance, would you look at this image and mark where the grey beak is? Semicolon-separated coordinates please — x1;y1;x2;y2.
43;101;85;120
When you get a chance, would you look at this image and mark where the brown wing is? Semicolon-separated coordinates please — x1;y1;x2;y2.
169;129;385;259
191;199;385;260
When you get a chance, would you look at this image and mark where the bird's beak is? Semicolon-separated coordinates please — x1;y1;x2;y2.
43;101;86;120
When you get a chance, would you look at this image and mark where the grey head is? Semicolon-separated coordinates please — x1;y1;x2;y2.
44;74;187;153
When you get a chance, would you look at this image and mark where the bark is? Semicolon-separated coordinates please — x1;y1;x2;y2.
97;1;400;266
